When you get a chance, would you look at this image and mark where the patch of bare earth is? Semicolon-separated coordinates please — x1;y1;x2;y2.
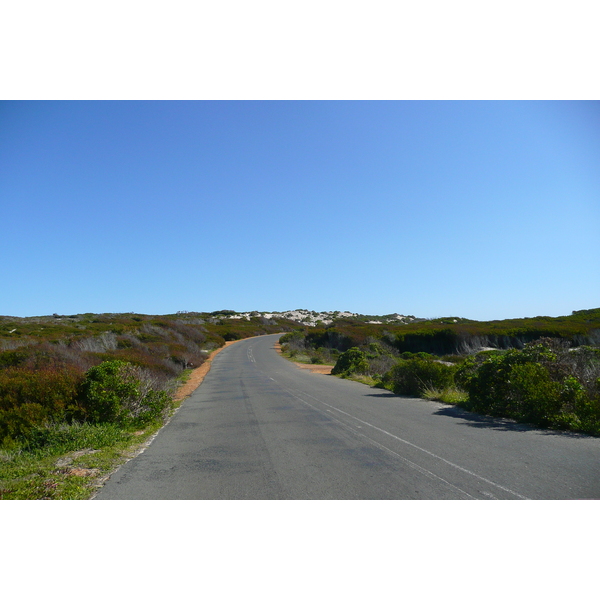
54;449;101;477
274;342;333;375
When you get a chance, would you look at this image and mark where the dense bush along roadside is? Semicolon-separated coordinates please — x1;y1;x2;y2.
280;308;600;356
281;332;600;436
0;312;300;498
2;308;600;449
0;312;295;450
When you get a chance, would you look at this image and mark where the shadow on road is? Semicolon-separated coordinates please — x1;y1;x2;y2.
432;405;594;439
432;405;536;434
362;391;594;439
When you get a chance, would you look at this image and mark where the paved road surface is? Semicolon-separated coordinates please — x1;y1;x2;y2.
94;334;600;499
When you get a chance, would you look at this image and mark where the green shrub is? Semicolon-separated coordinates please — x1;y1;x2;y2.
73;360;171;426
332;347;369;376
559;375;600;433
506;362;561;425
382;358;456;397
306;328;355;352
364;342;387;359
279;331;305;345
439;354;465;364
0;366;82;448
465;341;600;432
222;331;241;341
0;349;28;369
466;350;531;417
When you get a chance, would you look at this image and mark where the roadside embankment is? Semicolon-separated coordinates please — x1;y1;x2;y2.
274;341;333;375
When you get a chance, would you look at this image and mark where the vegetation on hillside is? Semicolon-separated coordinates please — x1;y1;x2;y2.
2;307;600;498
0;311;297;498
0;311;295;449
281;308;600;356
280;309;600;436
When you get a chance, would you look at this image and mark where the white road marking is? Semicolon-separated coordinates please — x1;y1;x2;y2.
300;391;530;500
268;350;529;499
283;388;475;499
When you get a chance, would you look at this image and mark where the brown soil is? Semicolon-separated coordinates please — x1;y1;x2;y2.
273;342;333;375
65;467;100;477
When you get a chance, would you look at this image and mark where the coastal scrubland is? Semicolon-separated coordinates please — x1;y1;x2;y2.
279;308;600;436
2;307;599;498
0;311;295;498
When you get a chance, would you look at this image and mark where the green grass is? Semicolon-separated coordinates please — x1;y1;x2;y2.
175;368;193;385
421;385;469;405
0;313;302;500
341;373;380;386
280;344;337;366
285;351;312;364
0;411;169;500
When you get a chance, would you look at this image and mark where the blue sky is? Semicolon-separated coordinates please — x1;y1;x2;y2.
1;100;599;320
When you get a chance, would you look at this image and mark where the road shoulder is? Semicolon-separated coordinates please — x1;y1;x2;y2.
273;341;334;375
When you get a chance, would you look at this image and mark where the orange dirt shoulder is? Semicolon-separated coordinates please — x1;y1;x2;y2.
174;337;333;402
173;340;240;401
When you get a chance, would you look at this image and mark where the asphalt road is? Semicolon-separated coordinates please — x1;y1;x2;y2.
94;334;600;499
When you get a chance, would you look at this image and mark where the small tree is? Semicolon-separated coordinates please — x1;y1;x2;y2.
331;347;369;376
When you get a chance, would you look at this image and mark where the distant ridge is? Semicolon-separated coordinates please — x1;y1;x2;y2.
210;309;420;327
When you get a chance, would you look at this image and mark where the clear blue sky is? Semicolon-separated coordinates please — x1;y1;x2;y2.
1;100;599;321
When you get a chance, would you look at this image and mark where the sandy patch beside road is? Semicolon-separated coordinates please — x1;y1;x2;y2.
274;342;333;375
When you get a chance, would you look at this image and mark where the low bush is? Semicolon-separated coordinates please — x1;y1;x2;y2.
366;354;397;378
465;340;600;433
0;350;28;368
400;351;434;360
71;360;171;426
279;331;305;346
381;357;456;397
332;347;369;376
0;366;82;448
